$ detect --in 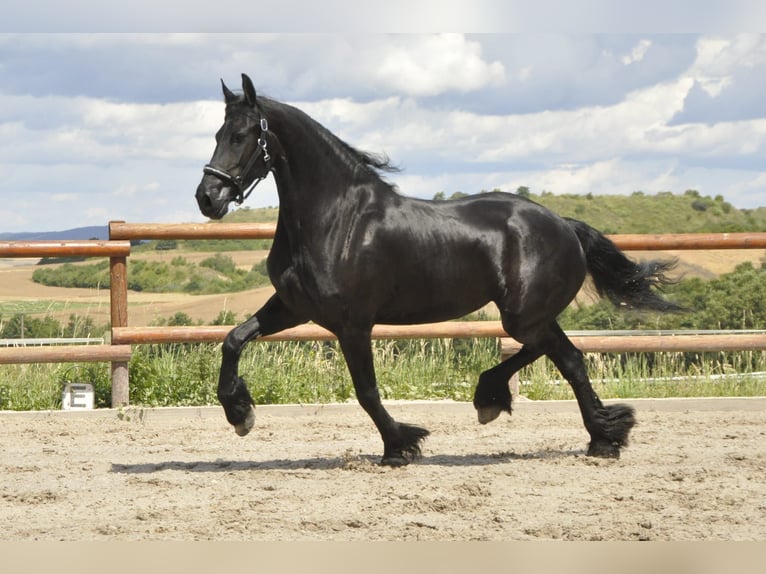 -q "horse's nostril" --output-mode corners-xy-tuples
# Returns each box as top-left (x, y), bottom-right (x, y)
(196, 184), (212, 208)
